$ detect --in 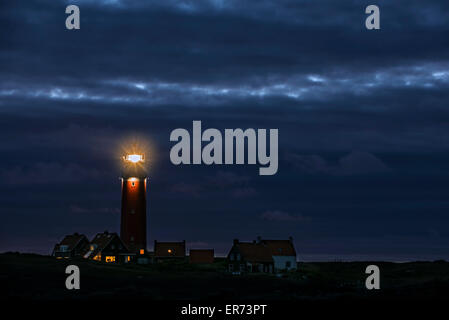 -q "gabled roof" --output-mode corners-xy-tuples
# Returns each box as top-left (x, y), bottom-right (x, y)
(54, 233), (87, 252)
(154, 240), (186, 258)
(234, 242), (273, 263)
(261, 240), (296, 256)
(86, 231), (126, 258)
